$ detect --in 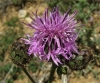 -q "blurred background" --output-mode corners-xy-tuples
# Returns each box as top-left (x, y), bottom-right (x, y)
(0, 0), (100, 83)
